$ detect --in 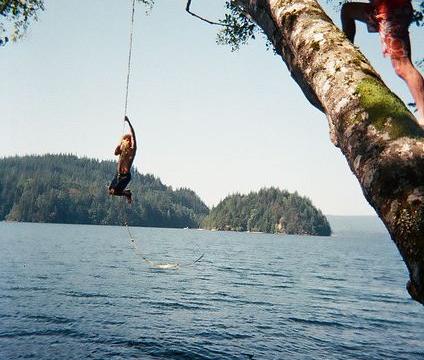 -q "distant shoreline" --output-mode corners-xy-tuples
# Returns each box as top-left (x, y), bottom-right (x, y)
(2, 216), (389, 237)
